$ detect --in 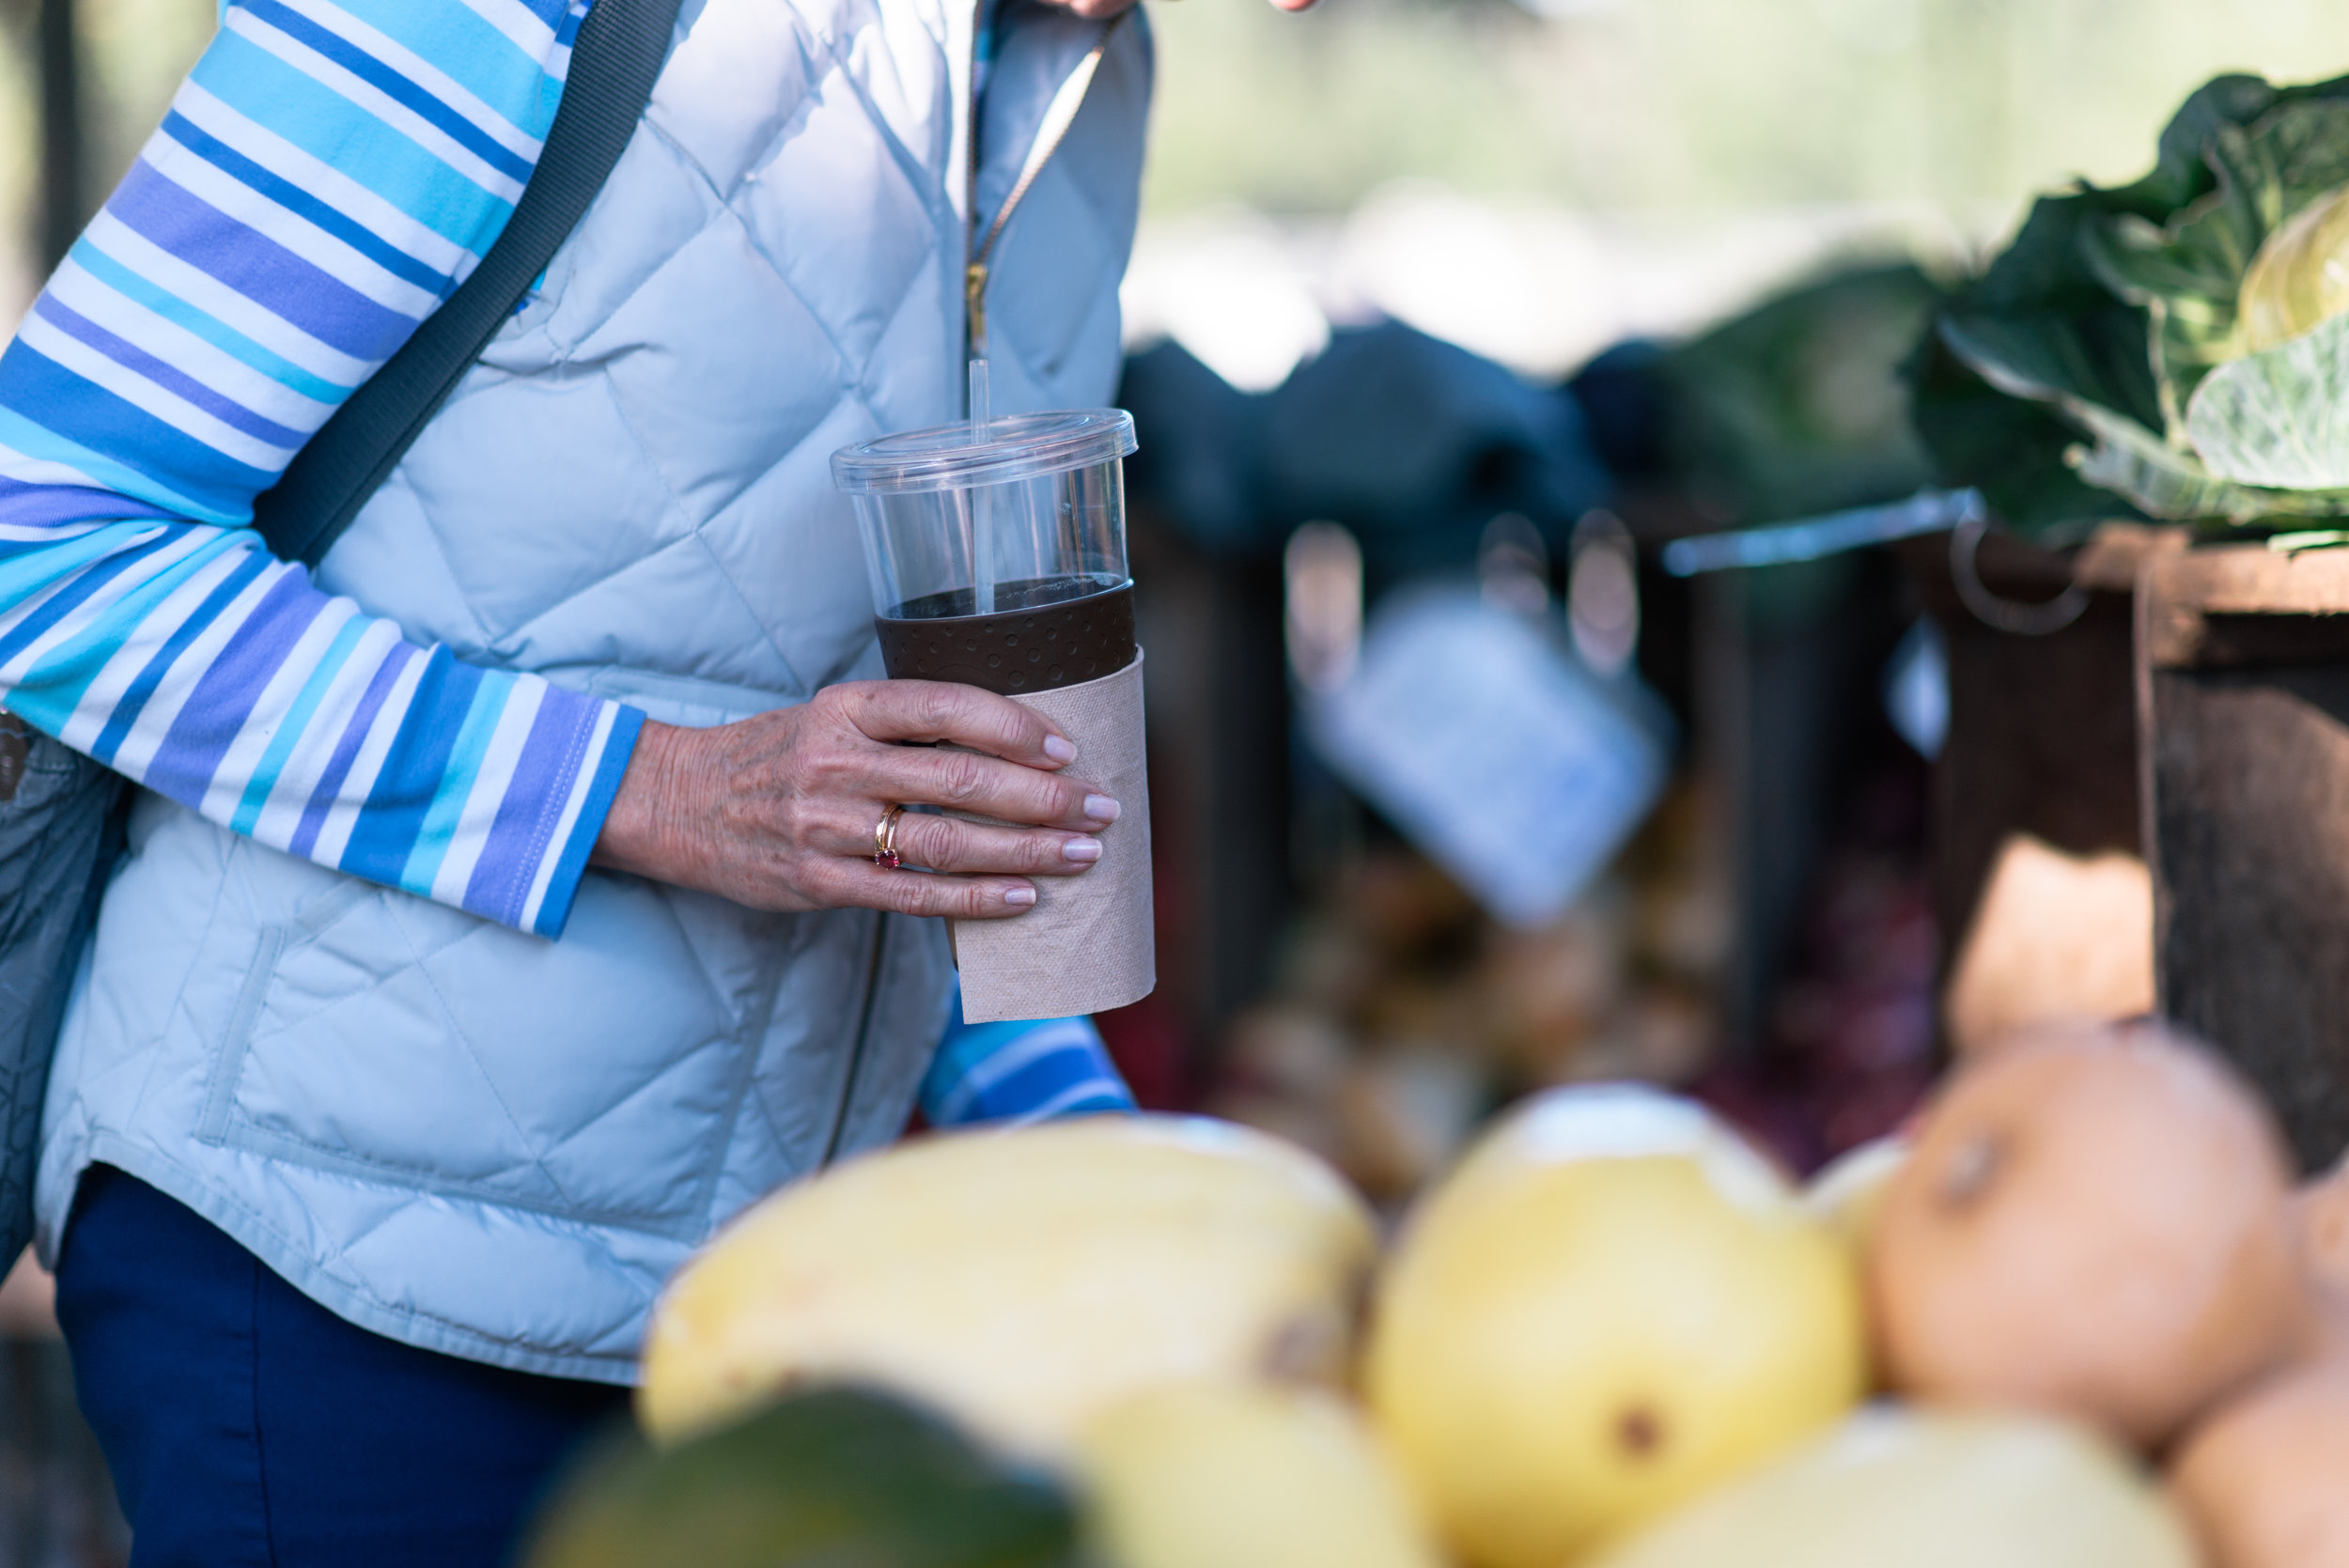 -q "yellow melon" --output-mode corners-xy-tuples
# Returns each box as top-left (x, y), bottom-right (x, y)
(1077, 1382), (1443, 1568)
(1445, 1081), (1792, 1207)
(2171, 1358), (2349, 1568)
(1591, 1405), (2197, 1568)
(1869, 1021), (2313, 1450)
(1365, 1087), (1865, 1568)
(636, 1116), (1377, 1457)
